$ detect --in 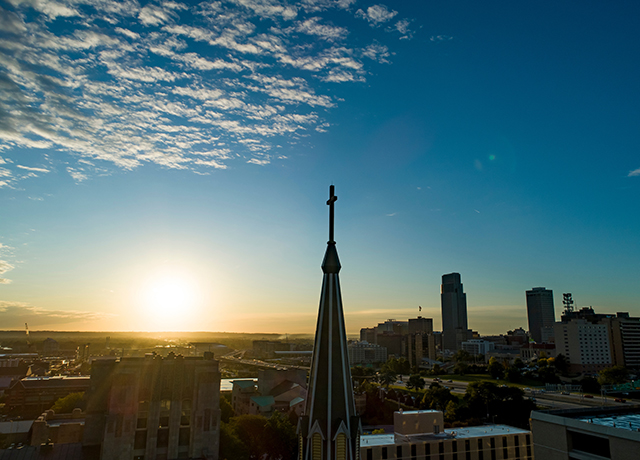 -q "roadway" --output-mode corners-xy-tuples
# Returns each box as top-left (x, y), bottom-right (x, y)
(394, 376), (632, 410)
